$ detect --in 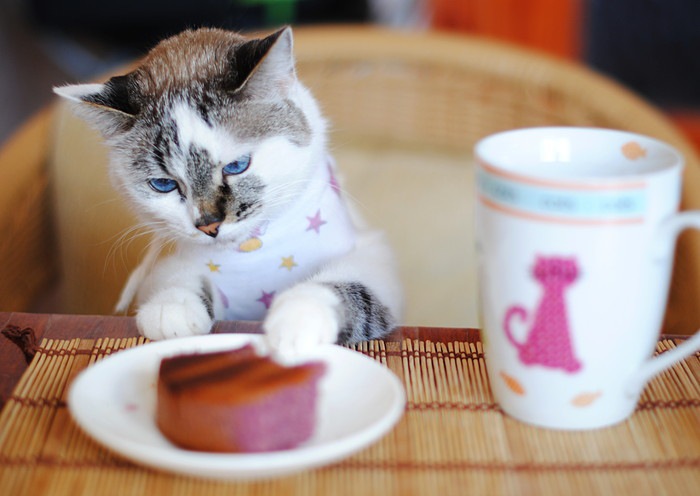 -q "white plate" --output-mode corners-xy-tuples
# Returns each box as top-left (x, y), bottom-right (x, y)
(68, 334), (405, 480)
